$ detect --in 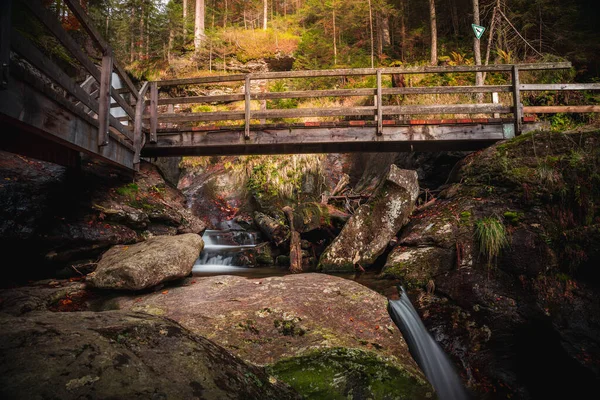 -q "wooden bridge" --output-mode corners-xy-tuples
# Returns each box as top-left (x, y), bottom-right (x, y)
(1, 0), (599, 172)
